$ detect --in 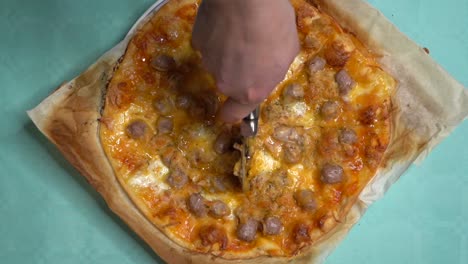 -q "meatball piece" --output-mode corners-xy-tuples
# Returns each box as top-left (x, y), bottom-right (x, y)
(284, 143), (302, 164)
(209, 200), (230, 218)
(157, 117), (173, 134)
(324, 36), (355, 67)
(283, 83), (304, 99)
(263, 216), (283, 235)
(175, 94), (192, 109)
(339, 128), (358, 144)
(202, 93), (219, 118)
(320, 101), (340, 120)
(273, 126), (300, 142)
(166, 169), (188, 189)
(293, 223), (310, 243)
(308, 56), (326, 74)
(236, 218), (259, 242)
(335, 69), (355, 96)
(151, 54), (176, 72)
(126, 120), (147, 139)
(303, 34), (322, 50)
(213, 131), (232, 154)
(212, 176), (239, 193)
(212, 176), (228, 192)
(294, 189), (317, 211)
(153, 97), (172, 115)
(321, 163), (345, 184)
(187, 193), (207, 217)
